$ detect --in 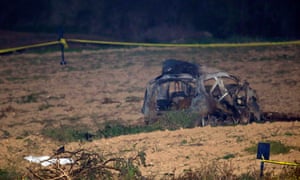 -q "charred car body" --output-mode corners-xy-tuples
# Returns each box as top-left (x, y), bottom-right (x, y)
(141, 59), (261, 126)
